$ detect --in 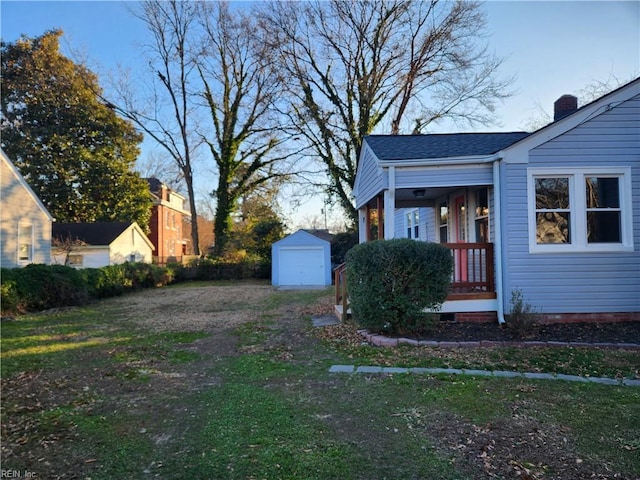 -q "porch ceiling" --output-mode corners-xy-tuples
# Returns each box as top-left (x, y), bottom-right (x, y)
(364, 186), (464, 208)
